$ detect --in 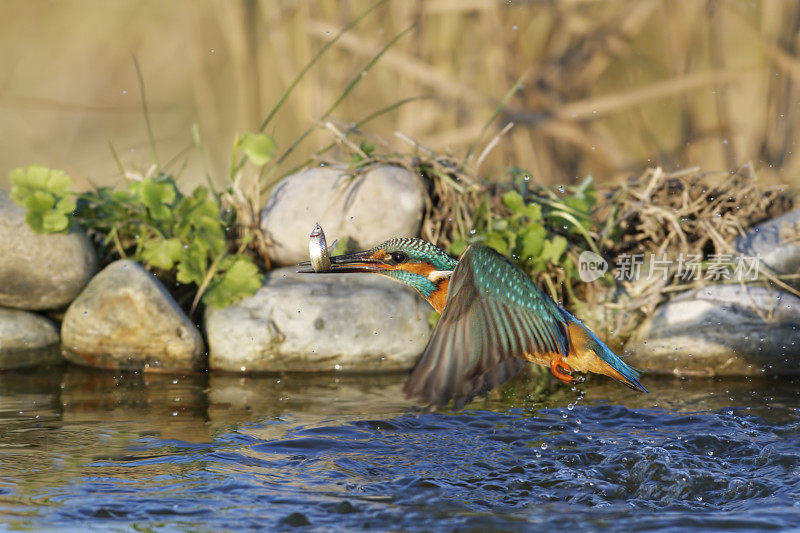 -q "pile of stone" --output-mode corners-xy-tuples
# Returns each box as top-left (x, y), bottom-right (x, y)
(625, 210), (800, 377)
(2, 164), (800, 379)
(0, 165), (431, 373)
